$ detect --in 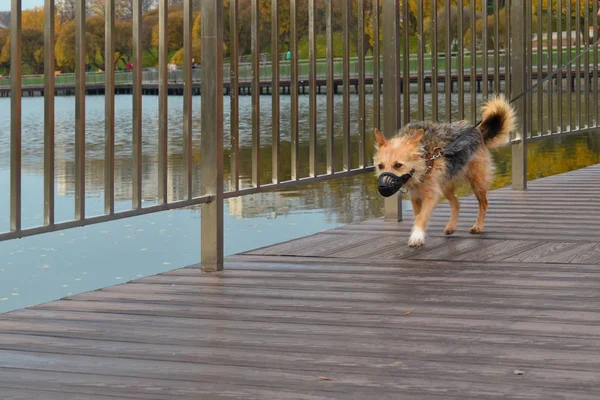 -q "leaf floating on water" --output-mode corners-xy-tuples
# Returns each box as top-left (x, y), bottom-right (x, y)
(404, 311), (413, 316)
(317, 376), (332, 381)
(0, 298), (7, 301)
(11, 293), (18, 296)
(163, 262), (171, 265)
